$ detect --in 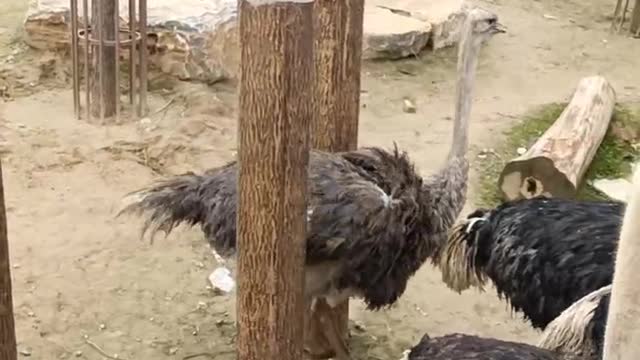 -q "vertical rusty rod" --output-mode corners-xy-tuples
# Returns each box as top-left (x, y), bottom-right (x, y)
(70, 0), (80, 119)
(128, 0), (136, 108)
(114, 0), (120, 122)
(82, 0), (90, 120)
(98, 0), (105, 122)
(0, 160), (17, 360)
(138, 0), (147, 117)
